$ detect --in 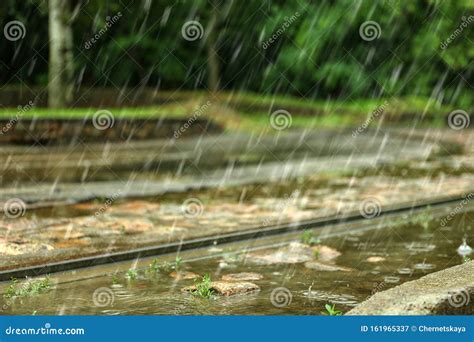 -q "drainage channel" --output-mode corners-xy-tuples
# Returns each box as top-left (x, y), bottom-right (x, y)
(0, 193), (470, 282)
